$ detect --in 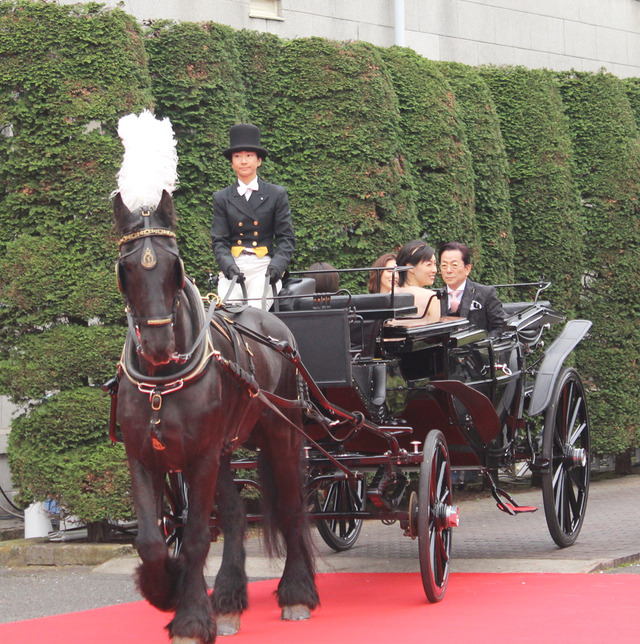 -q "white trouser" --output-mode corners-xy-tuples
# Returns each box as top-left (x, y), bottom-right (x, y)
(217, 253), (281, 310)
